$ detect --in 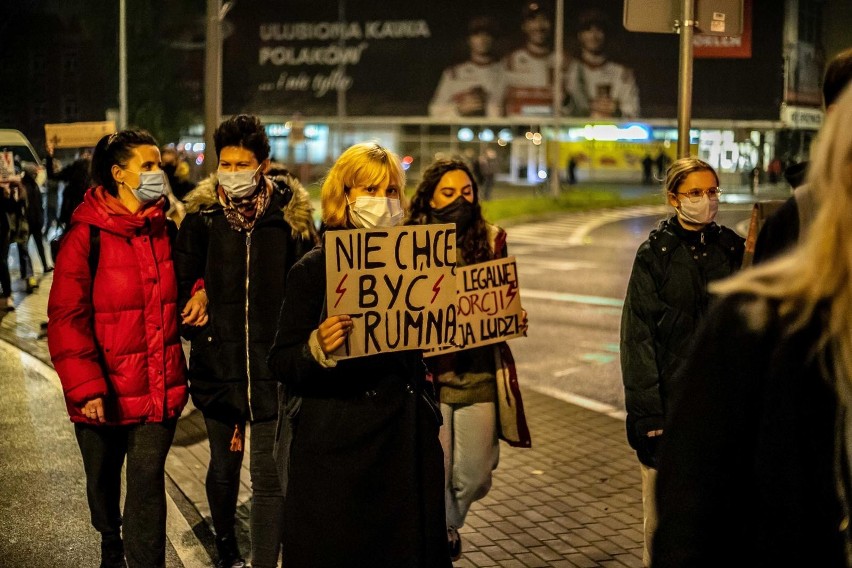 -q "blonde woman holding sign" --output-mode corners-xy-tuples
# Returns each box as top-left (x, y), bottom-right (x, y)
(267, 142), (450, 568)
(406, 158), (531, 562)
